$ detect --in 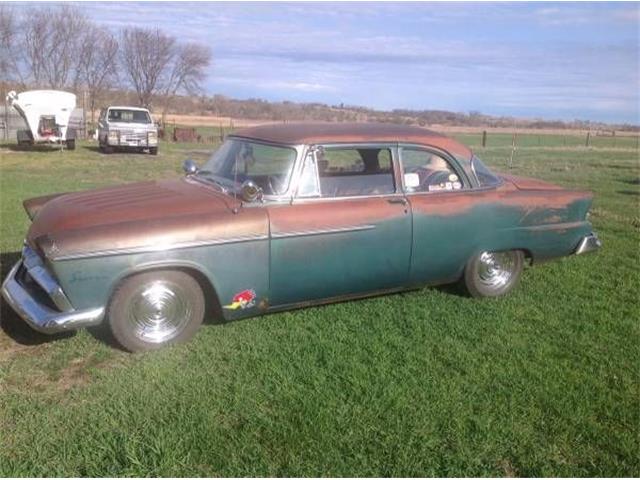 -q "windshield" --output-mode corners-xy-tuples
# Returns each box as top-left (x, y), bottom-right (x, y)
(472, 155), (501, 187)
(108, 109), (152, 124)
(198, 139), (297, 196)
